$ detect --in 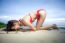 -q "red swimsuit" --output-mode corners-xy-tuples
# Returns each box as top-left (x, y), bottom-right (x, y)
(29, 10), (42, 31)
(29, 15), (33, 24)
(30, 9), (41, 23)
(19, 9), (42, 31)
(36, 9), (41, 20)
